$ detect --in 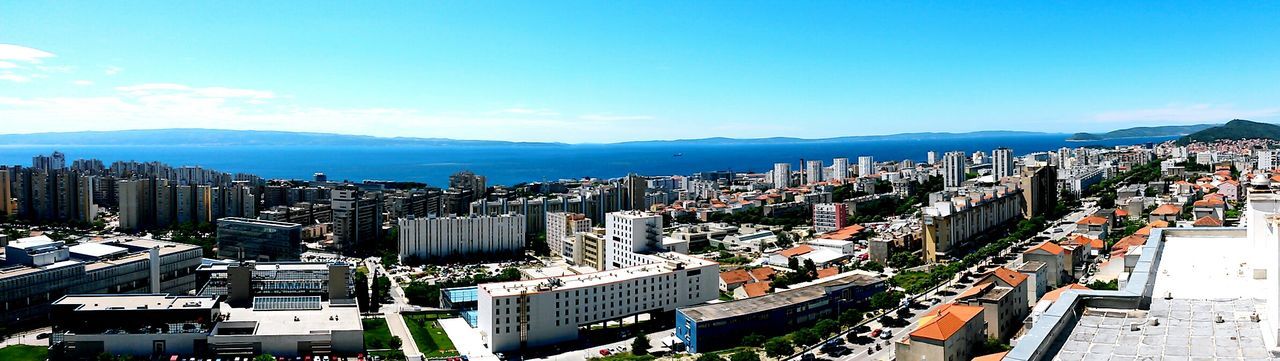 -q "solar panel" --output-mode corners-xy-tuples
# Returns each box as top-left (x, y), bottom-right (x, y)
(252, 296), (322, 311)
